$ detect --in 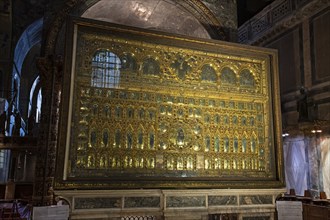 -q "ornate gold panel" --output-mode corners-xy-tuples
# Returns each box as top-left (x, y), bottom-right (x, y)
(56, 17), (283, 189)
